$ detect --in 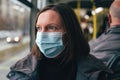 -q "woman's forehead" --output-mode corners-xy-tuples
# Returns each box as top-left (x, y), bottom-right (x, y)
(36, 10), (63, 25)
